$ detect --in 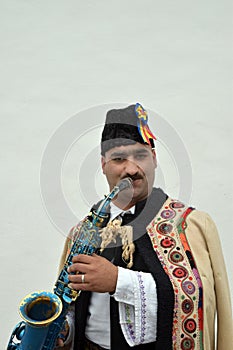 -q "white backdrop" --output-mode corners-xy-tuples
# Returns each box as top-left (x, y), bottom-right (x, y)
(0, 0), (232, 348)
